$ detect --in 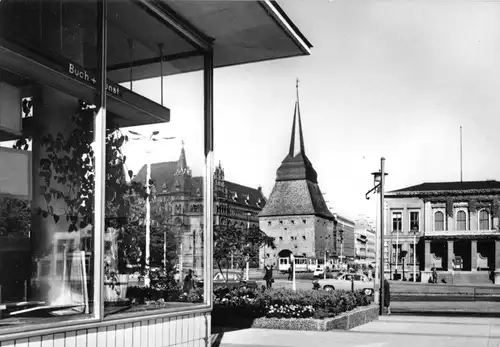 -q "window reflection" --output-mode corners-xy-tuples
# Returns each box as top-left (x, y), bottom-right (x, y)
(0, 77), (95, 328)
